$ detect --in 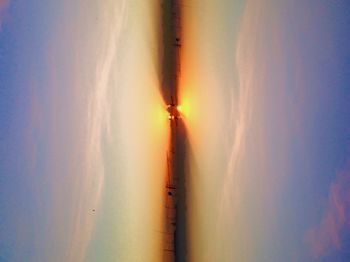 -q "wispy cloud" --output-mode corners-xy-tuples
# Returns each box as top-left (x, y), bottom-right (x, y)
(214, 0), (296, 260)
(18, 1), (127, 261)
(66, 2), (127, 261)
(305, 161), (350, 258)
